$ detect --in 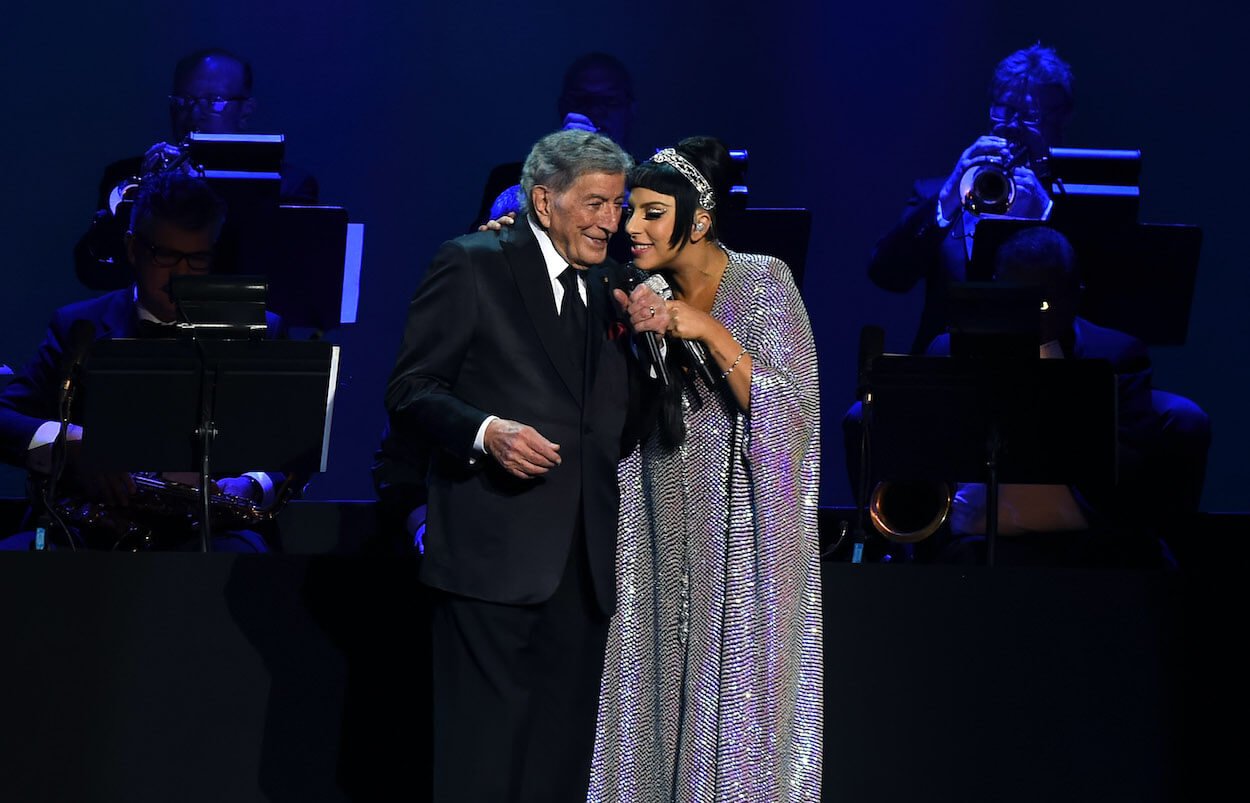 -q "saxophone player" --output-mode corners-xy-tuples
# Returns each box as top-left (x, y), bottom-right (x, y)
(0, 172), (286, 551)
